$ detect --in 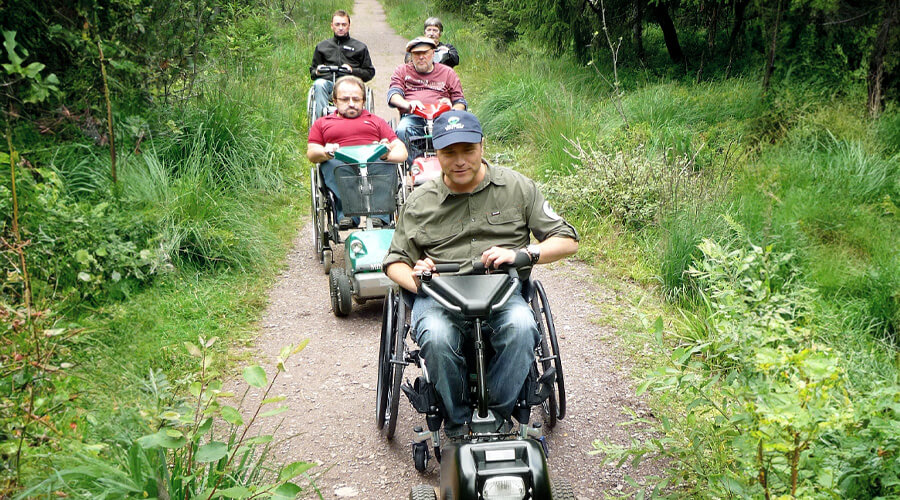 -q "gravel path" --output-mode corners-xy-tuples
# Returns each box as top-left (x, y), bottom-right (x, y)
(243, 1), (658, 498)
